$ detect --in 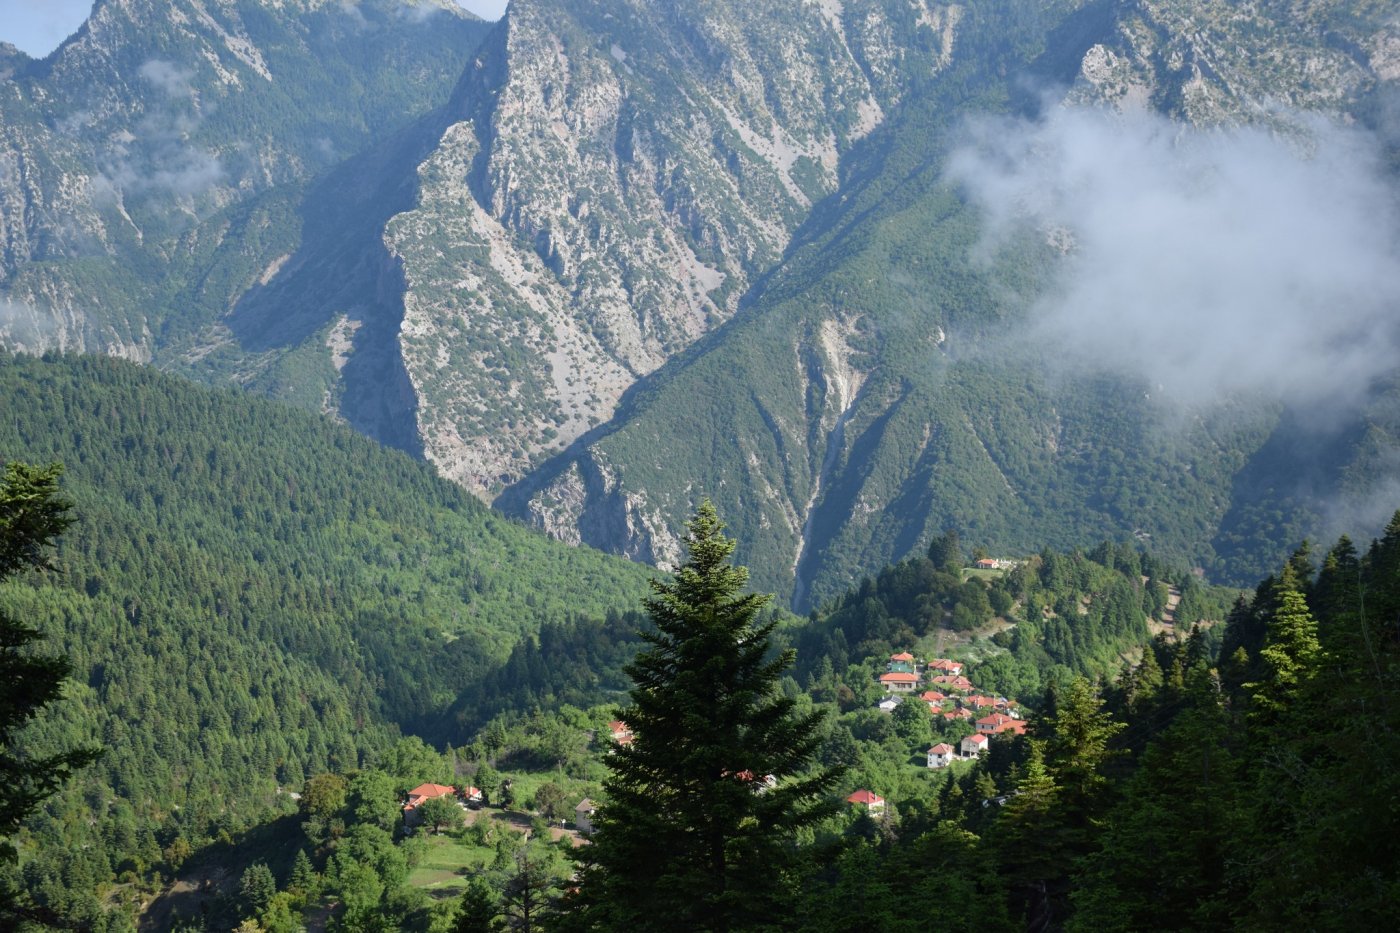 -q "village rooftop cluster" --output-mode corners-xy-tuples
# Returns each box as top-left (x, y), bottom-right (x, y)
(846, 651), (1029, 811)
